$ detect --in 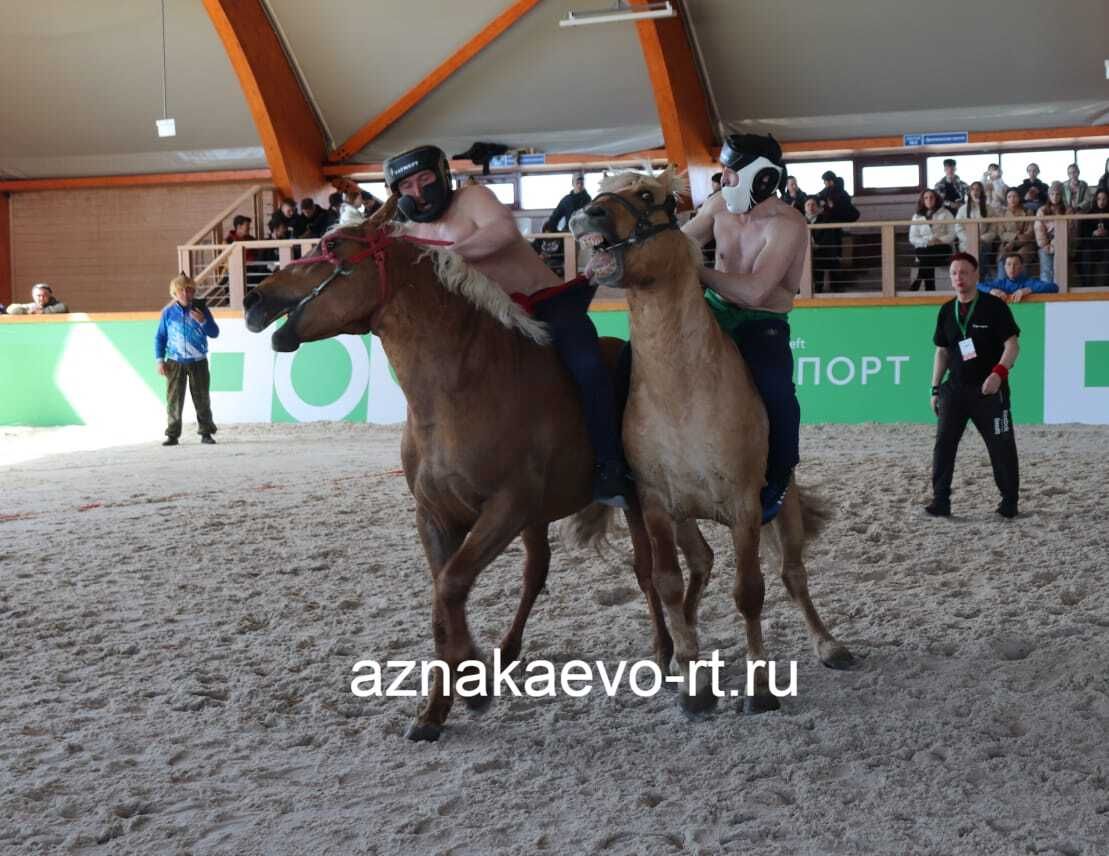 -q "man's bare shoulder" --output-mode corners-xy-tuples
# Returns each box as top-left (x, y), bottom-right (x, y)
(699, 193), (727, 217)
(455, 184), (509, 216)
(763, 199), (807, 233)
